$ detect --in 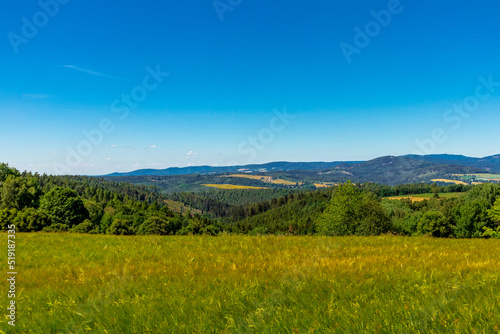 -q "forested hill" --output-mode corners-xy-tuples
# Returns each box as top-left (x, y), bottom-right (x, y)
(1, 162), (500, 239)
(332, 156), (482, 185)
(402, 154), (500, 173)
(0, 163), (222, 235)
(102, 156), (487, 192)
(103, 154), (500, 178)
(103, 161), (364, 177)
